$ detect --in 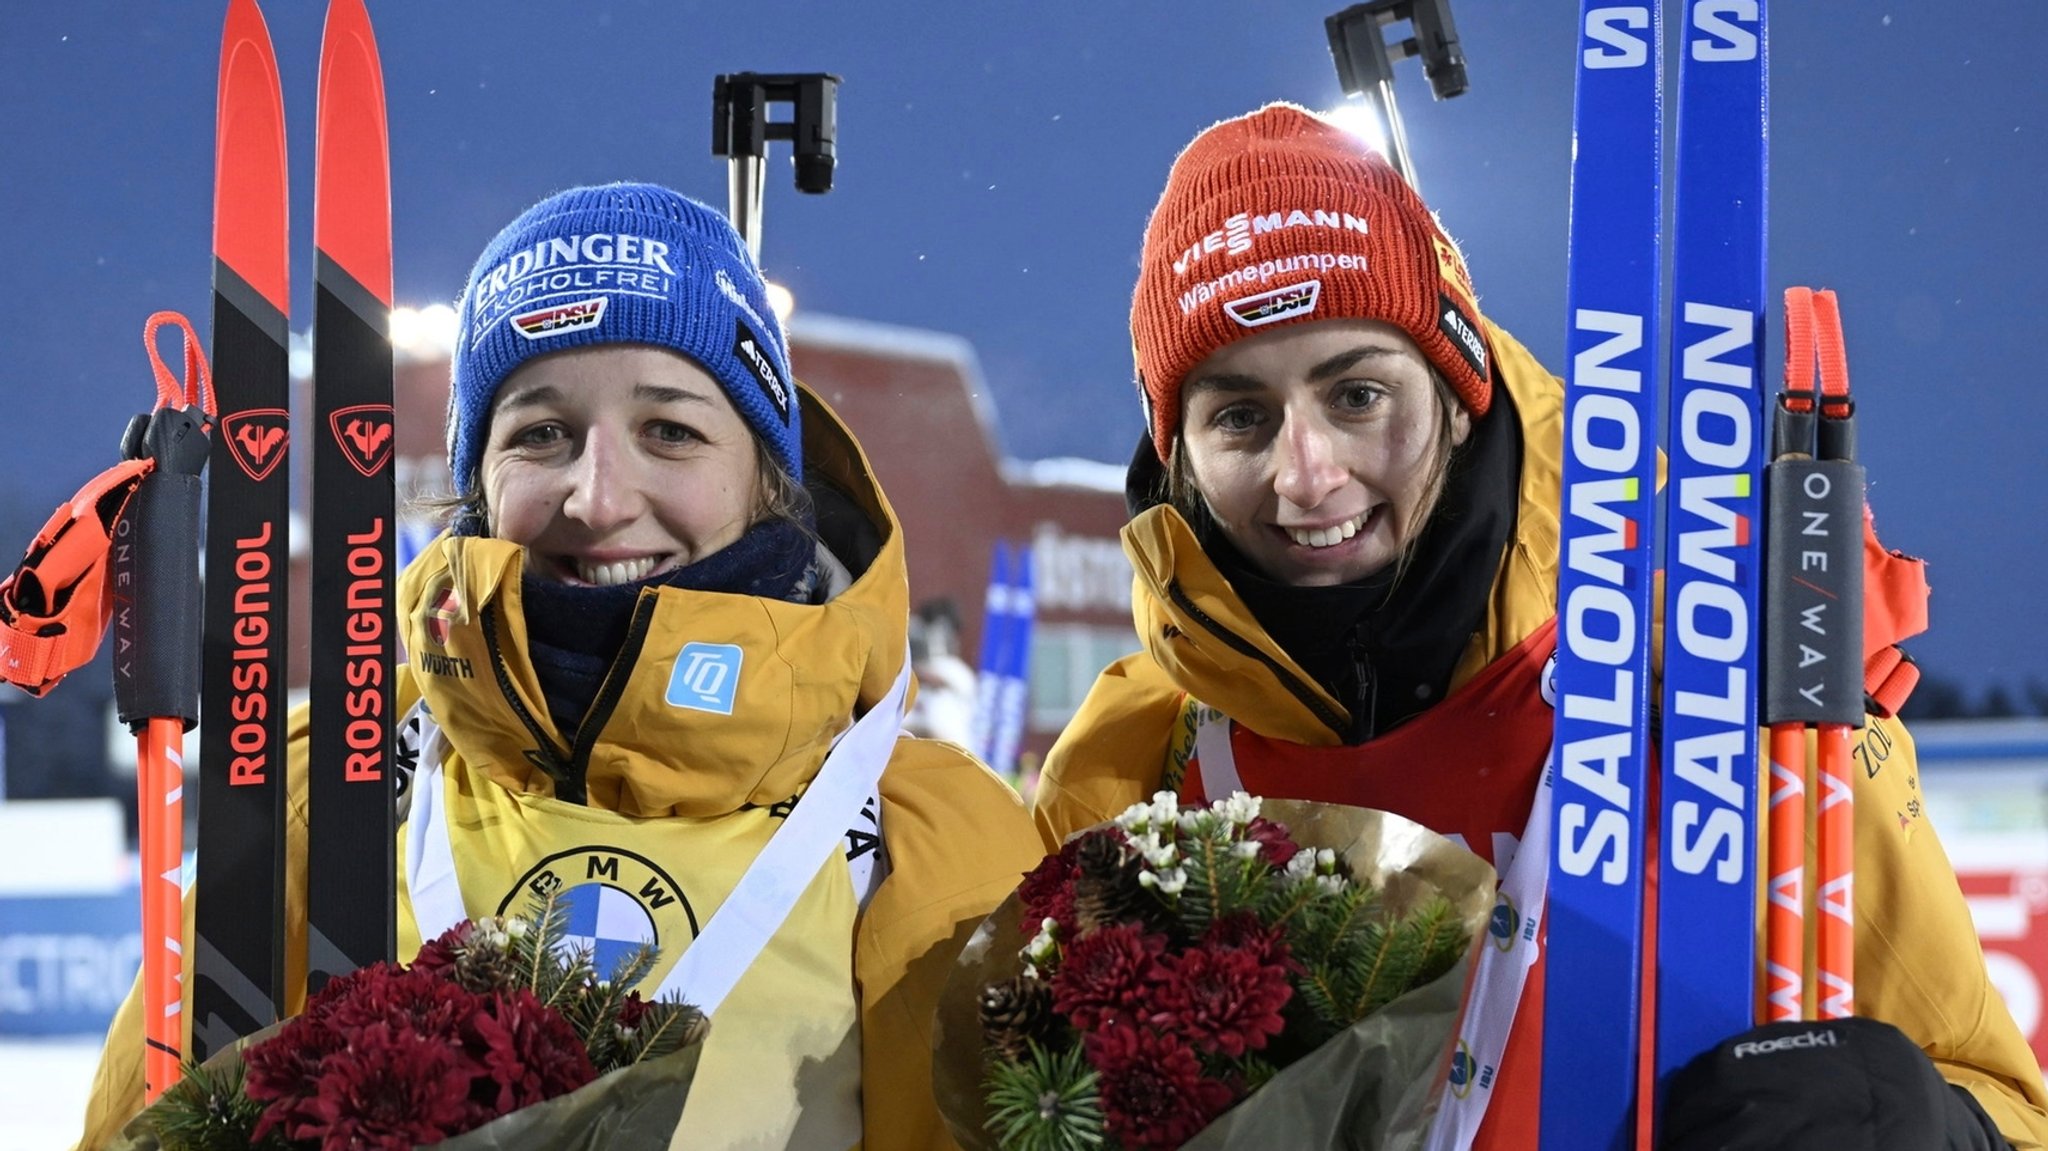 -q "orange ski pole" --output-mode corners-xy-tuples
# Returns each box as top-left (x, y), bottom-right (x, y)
(1764, 722), (1807, 1022)
(113, 313), (215, 1101)
(1762, 287), (1864, 1028)
(1810, 289), (1859, 1020)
